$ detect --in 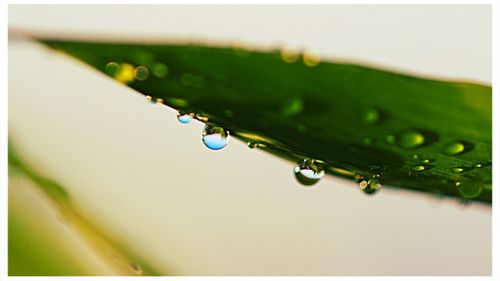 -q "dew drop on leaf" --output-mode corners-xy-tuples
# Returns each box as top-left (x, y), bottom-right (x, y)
(413, 165), (425, 171)
(363, 108), (380, 125)
(456, 174), (484, 199)
(452, 167), (464, 173)
(443, 141), (466, 155)
(385, 134), (396, 144)
(294, 159), (325, 186)
(398, 129), (425, 149)
(134, 65), (149, 81)
(202, 124), (230, 150)
(152, 63), (168, 78)
(177, 112), (193, 124)
(105, 61), (120, 76)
